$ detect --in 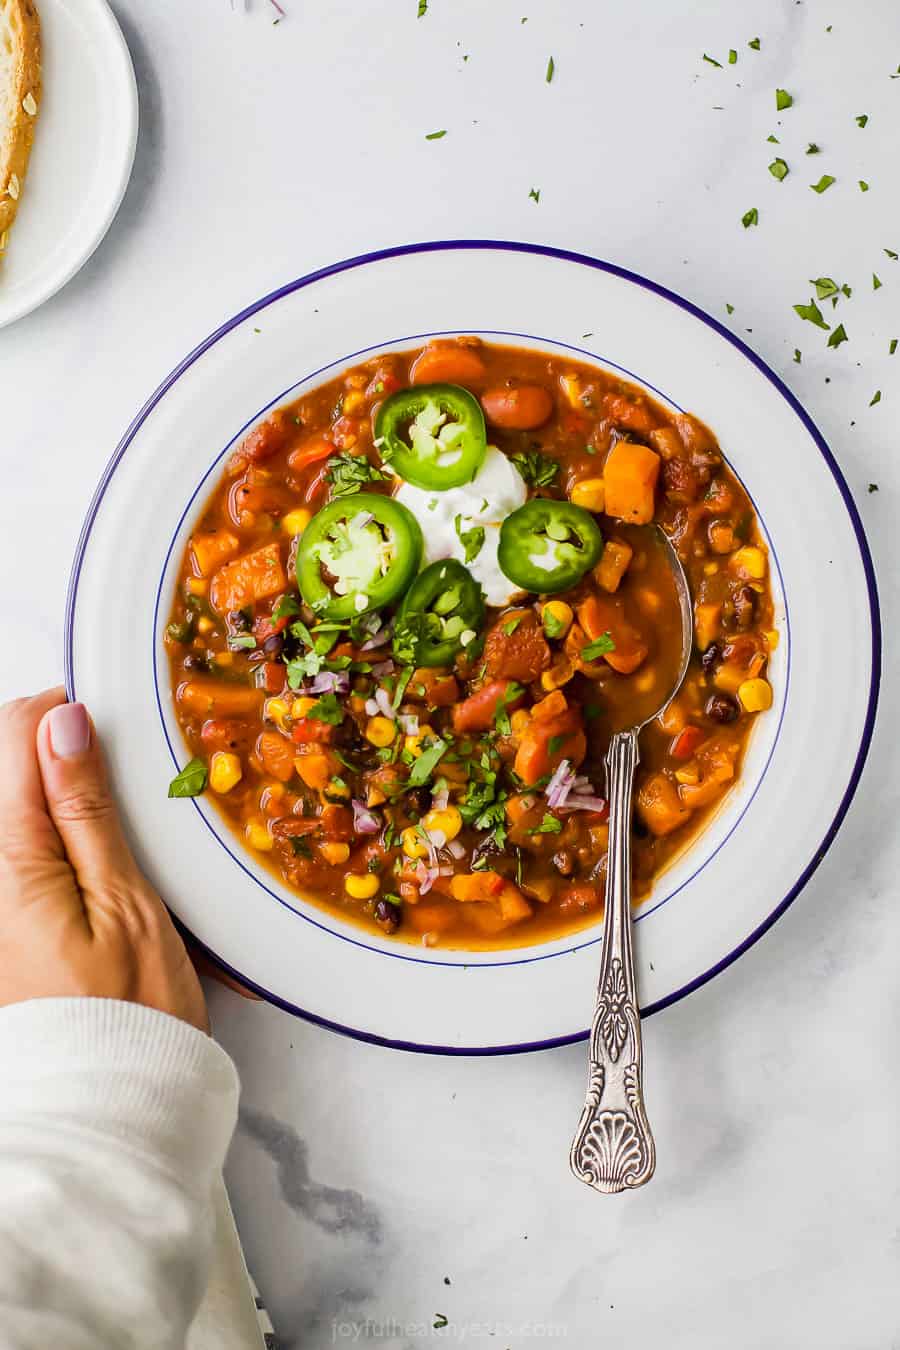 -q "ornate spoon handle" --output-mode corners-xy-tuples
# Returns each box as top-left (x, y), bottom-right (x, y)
(569, 728), (656, 1193)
